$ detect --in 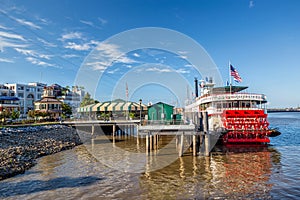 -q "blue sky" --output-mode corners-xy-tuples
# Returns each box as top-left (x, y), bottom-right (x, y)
(0, 0), (300, 108)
